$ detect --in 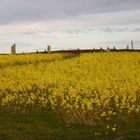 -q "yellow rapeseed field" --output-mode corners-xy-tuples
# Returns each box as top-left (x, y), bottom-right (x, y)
(0, 52), (140, 135)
